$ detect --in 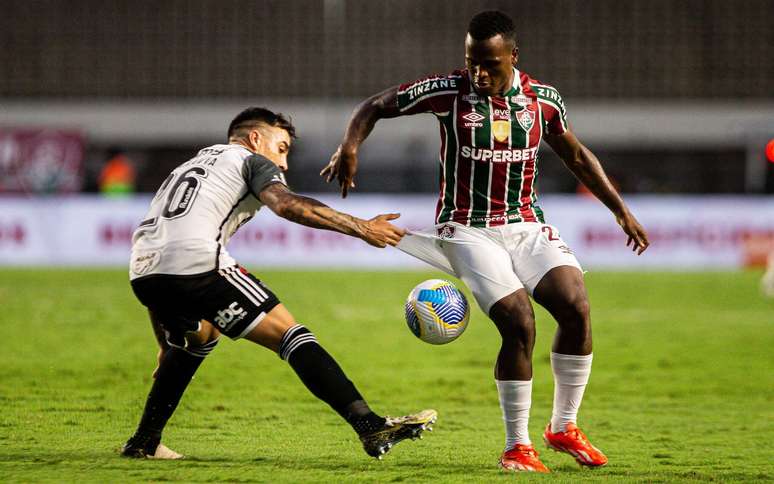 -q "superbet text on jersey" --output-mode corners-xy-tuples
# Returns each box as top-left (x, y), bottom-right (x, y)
(396, 68), (568, 228)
